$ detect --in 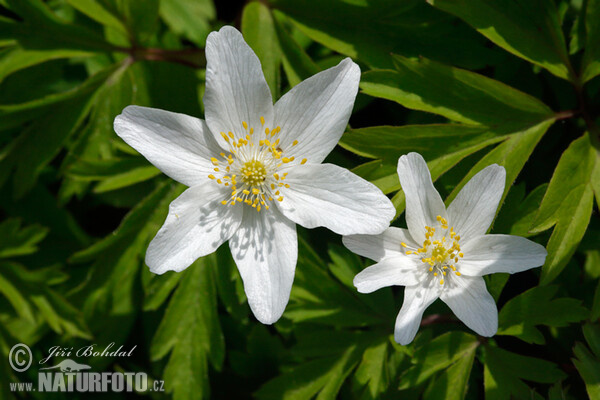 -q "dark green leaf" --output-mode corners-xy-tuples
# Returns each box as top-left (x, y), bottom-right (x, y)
(582, 0), (600, 83)
(151, 256), (224, 400)
(497, 286), (588, 344)
(159, 0), (215, 47)
(429, 0), (574, 81)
